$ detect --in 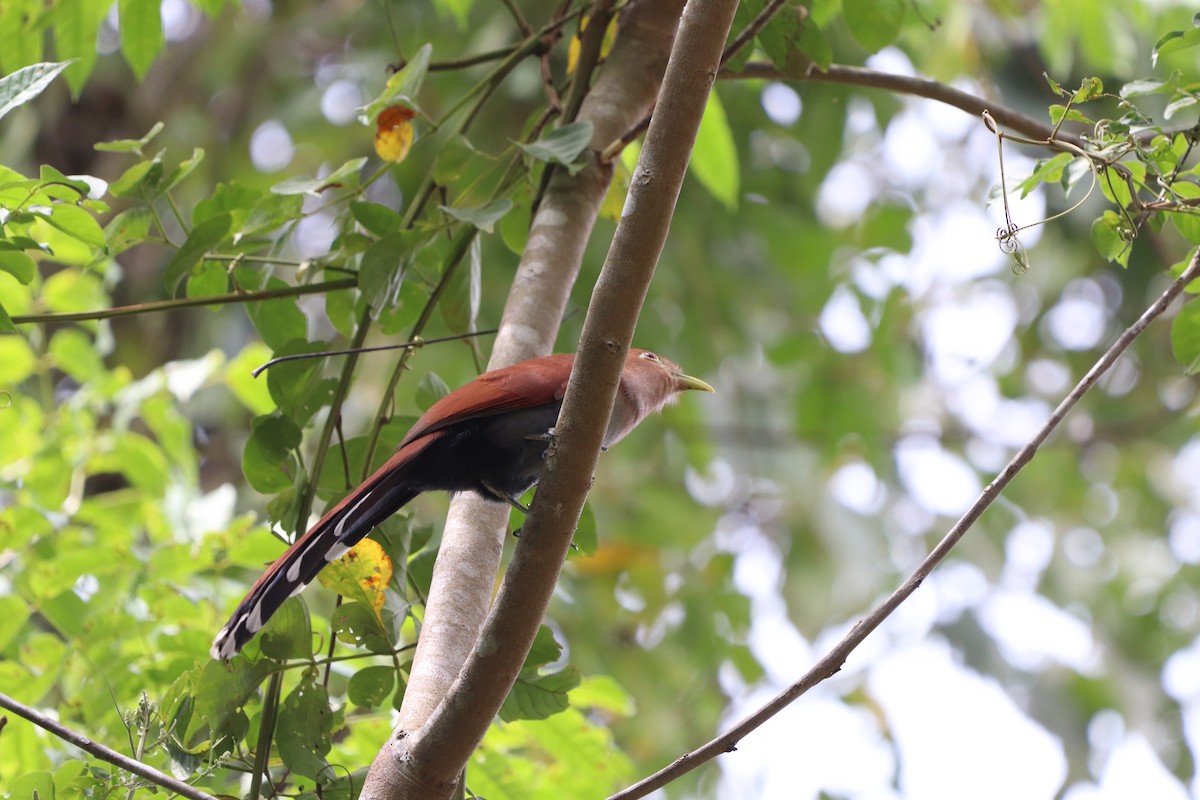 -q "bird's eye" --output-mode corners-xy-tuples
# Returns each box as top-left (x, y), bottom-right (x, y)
(639, 351), (660, 361)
